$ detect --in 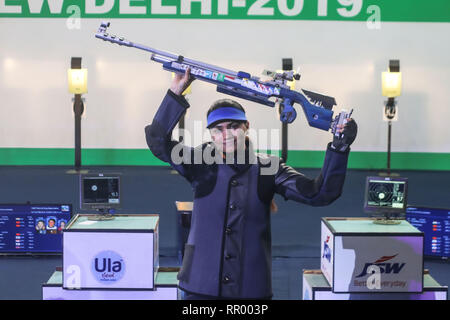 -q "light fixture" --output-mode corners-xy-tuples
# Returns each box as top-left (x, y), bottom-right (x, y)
(380, 59), (401, 177)
(278, 58), (297, 90)
(68, 68), (88, 94)
(68, 57), (87, 173)
(382, 70), (401, 98)
(382, 59), (401, 98)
